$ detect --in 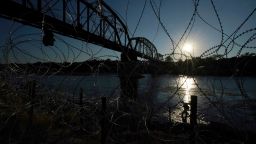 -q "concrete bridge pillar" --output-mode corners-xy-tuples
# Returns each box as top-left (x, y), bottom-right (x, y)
(119, 52), (140, 100)
(119, 52), (141, 131)
(120, 52), (137, 62)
